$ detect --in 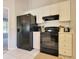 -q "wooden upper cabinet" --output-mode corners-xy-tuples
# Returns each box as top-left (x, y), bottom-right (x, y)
(59, 32), (72, 56)
(50, 4), (59, 16)
(58, 1), (70, 21)
(37, 9), (48, 24)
